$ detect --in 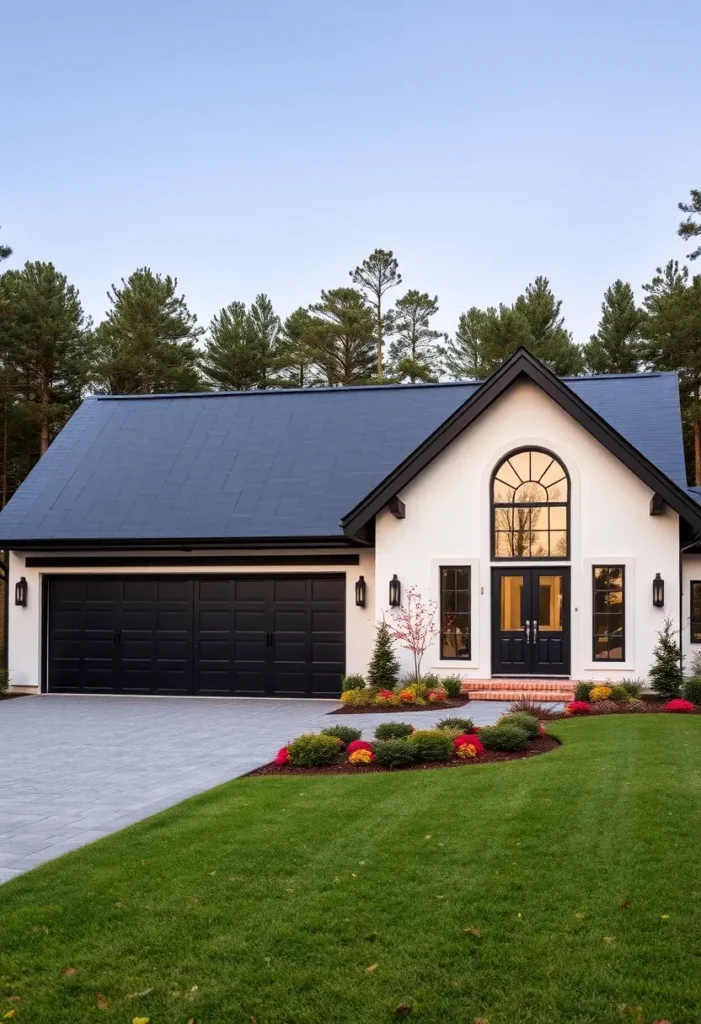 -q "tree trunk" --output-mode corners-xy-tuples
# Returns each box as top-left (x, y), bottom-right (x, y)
(695, 418), (701, 486)
(39, 377), (50, 456)
(2, 398), (7, 509)
(376, 294), (383, 379)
